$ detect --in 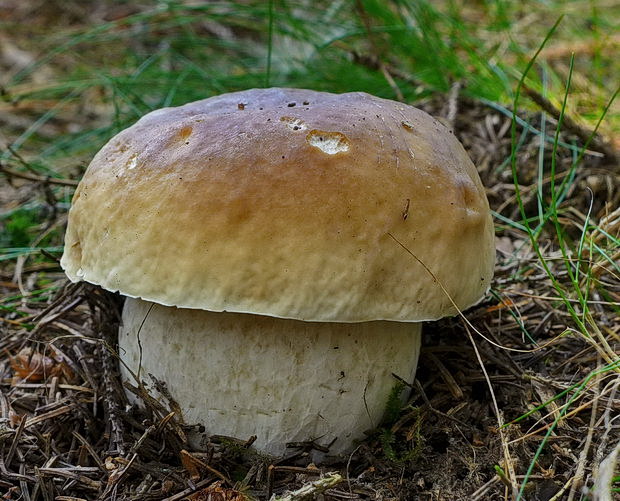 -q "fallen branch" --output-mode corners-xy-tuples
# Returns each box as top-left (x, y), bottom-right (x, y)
(591, 440), (620, 501)
(0, 163), (78, 187)
(523, 85), (618, 164)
